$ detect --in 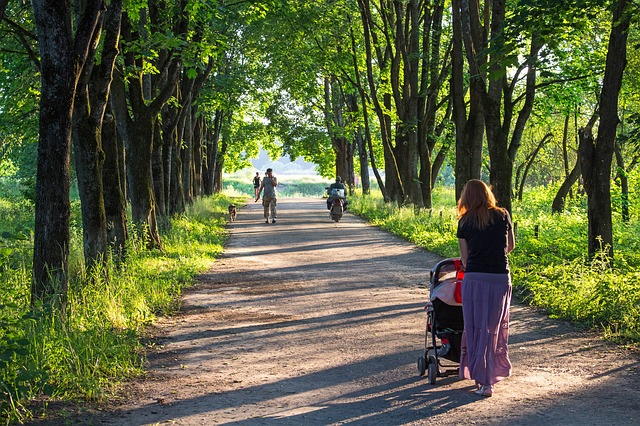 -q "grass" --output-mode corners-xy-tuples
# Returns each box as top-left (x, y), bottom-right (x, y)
(0, 193), (240, 424)
(348, 182), (640, 345)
